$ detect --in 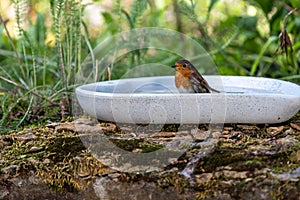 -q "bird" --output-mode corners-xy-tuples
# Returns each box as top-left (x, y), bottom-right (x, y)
(171, 59), (220, 93)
